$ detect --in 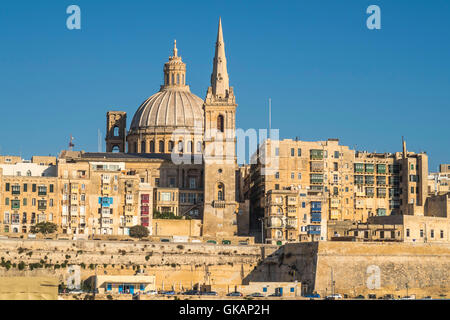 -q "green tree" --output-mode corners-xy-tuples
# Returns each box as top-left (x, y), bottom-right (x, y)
(129, 225), (149, 239)
(30, 222), (58, 235)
